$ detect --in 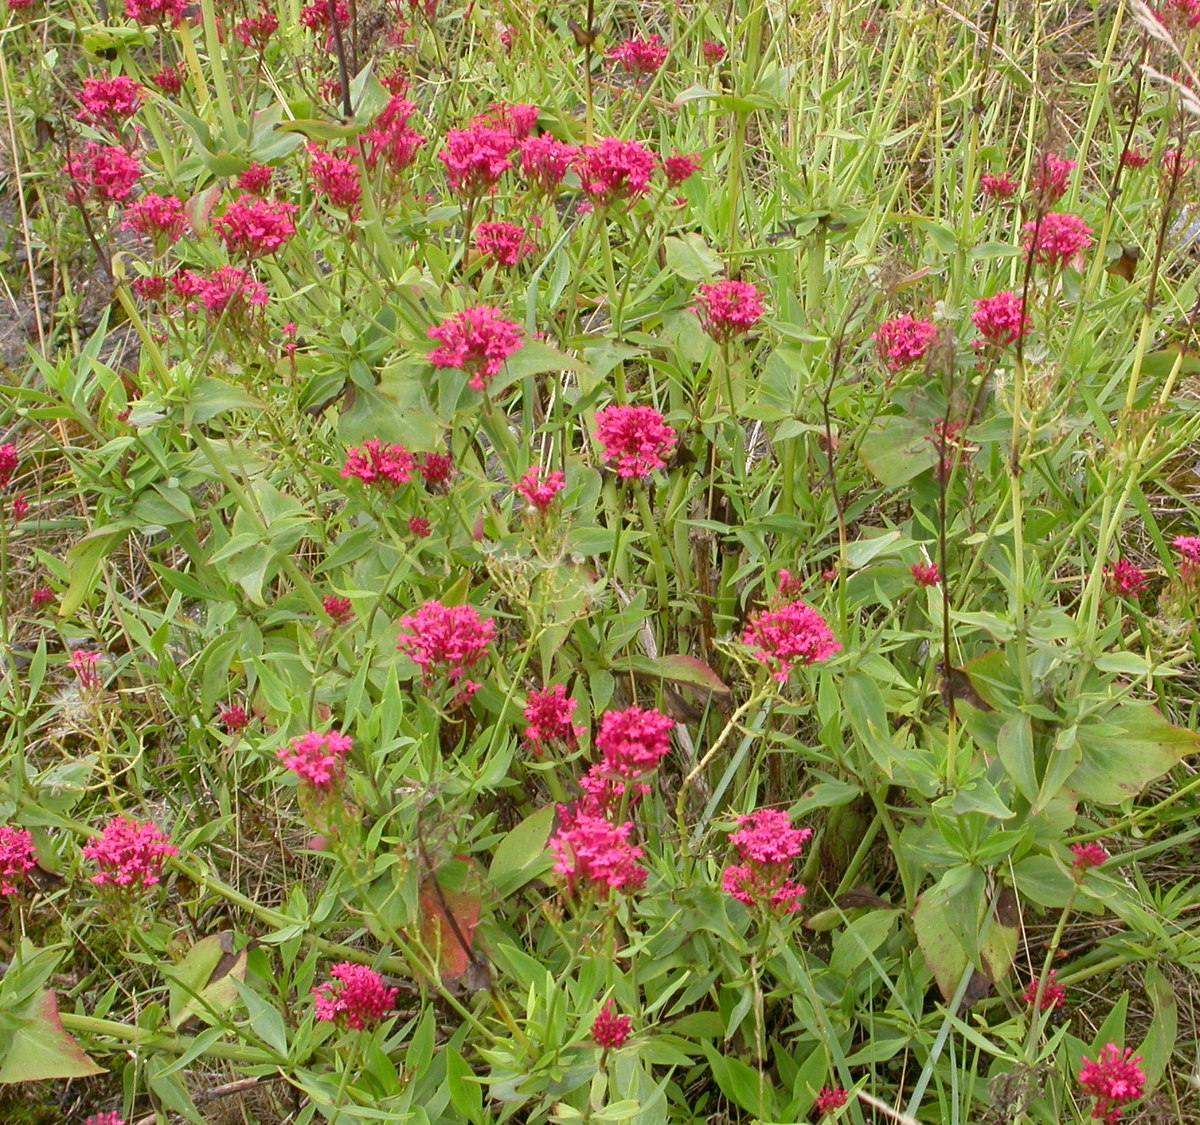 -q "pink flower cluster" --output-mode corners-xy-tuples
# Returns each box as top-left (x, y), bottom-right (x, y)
(912, 562), (940, 587)
(1023, 969), (1066, 1011)
(396, 600), (495, 696)
(1078, 1044), (1145, 1124)
(125, 0), (185, 23)
(323, 595), (354, 625)
(742, 599), (839, 682)
(309, 145), (361, 211)
(0, 443), (18, 487)
(236, 5), (278, 48)
(167, 267), (270, 316)
(520, 135), (575, 193)
(594, 404), (677, 478)
(575, 138), (657, 207)
(609, 34), (669, 76)
(972, 291), (1029, 348)
(695, 280), (764, 343)
(364, 96), (426, 176)
(84, 1114), (127, 1125)
(1023, 213), (1093, 271)
(428, 306), (525, 392)
(68, 649), (103, 689)
(77, 77), (143, 127)
(439, 126), (515, 197)
(1104, 559), (1147, 597)
(475, 221), (535, 266)
(121, 193), (189, 246)
(813, 1087), (849, 1117)
(591, 999), (632, 1049)
(341, 441), (416, 488)
(65, 143), (141, 203)
(1031, 152), (1075, 206)
(663, 153), (700, 186)
(550, 812), (646, 897)
(82, 816), (177, 887)
(214, 195), (298, 258)
(523, 684), (582, 752)
(980, 172), (1016, 200)
(595, 706), (674, 779)
(0, 825), (36, 895)
(278, 730), (352, 789)
(1071, 842), (1109, 872)
(722, 807), (812, 913)
(312, 963), (398, 1029)
(874, 314), (937, 372)
(516, 466), (566, 512)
